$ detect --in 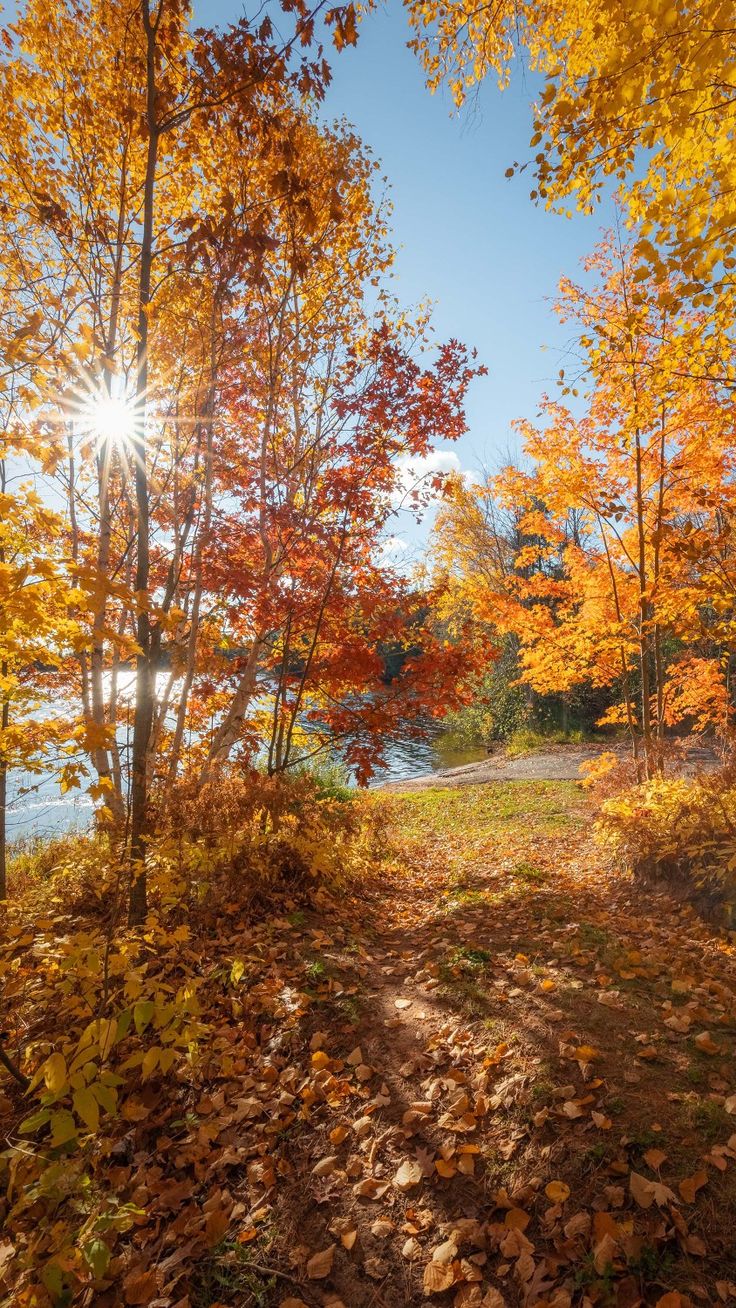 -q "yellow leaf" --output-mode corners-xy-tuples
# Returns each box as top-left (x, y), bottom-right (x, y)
(50, 1109), (77, 1146)
(574, 1045), (599, 1062)
(141, 1047), (160, 1080)
(43, 1052), (68, 1096)
(72, 1087), (100, 1133)
(545, 1180), (571, 1203)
